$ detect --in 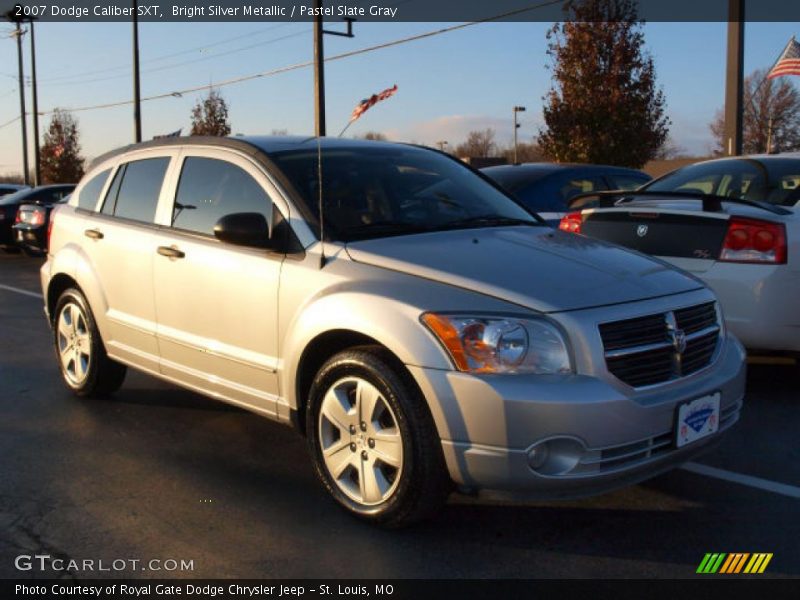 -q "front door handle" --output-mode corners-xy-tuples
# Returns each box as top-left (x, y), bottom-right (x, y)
(157, 245), (185, 259)
(84, 229), (104, 240)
